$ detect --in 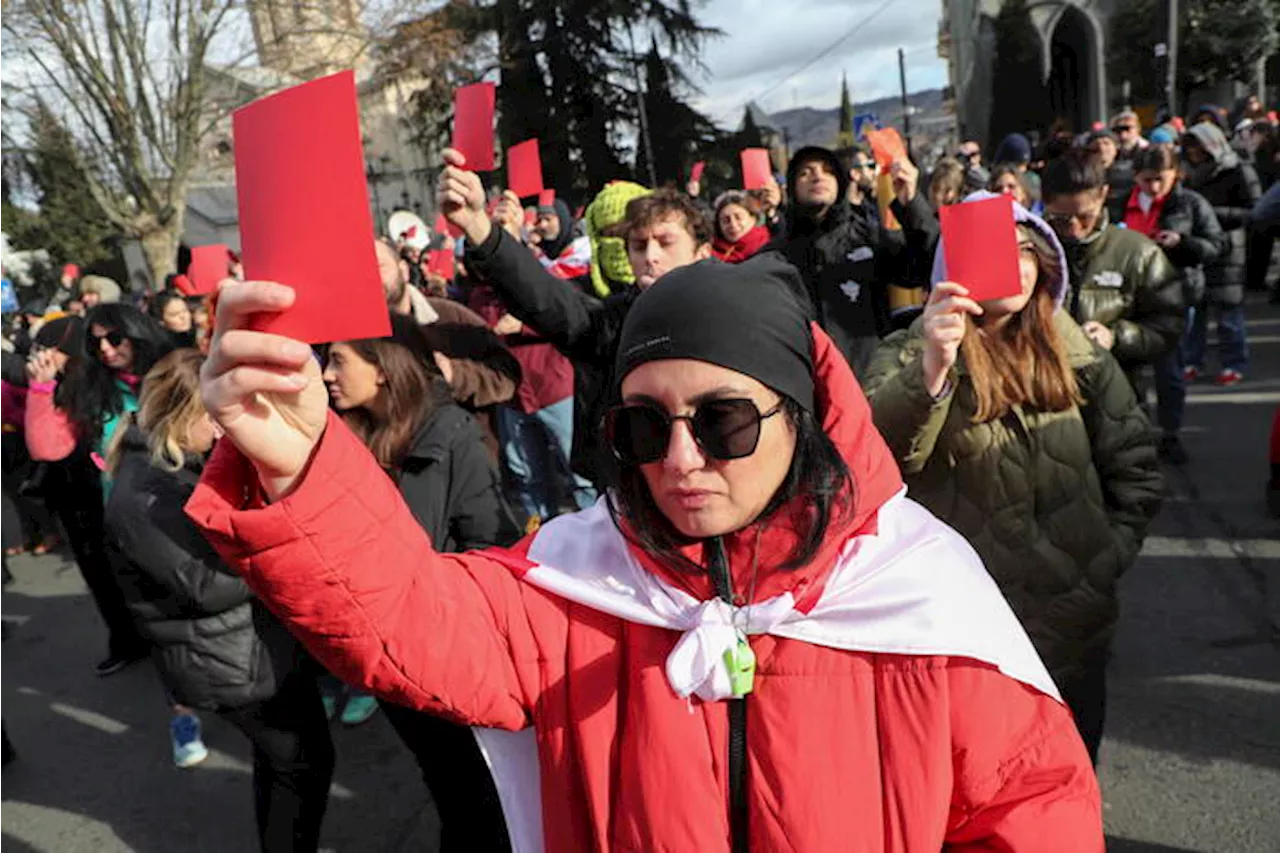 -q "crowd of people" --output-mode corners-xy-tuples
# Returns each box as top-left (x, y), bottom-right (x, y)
(2, 91), (1278, 852)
